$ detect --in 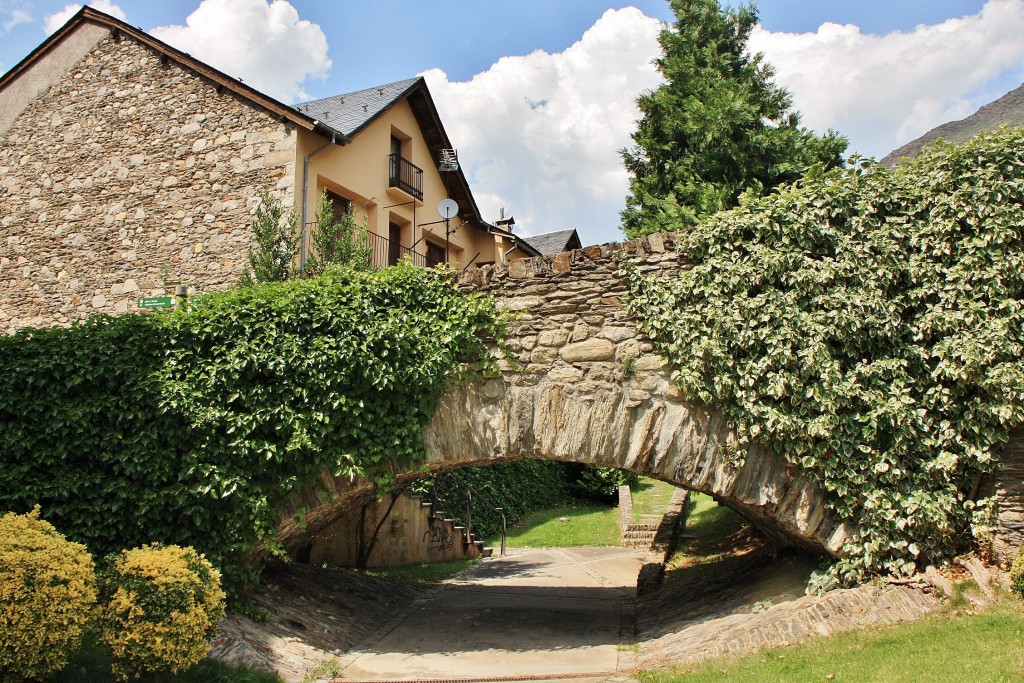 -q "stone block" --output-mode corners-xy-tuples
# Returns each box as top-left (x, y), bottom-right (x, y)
(548, 365), (585, 383)
(552, 251), (571, 274)
(602, 326), (634, 343)
(530, 348), (558, 365)
(570, 324), (592, 342)
(537, 329), (569, 347)
(633, 356), (667, 372)
(498, 295), (542, 312)
(560, 338), (614, 363)
(508, 258), (531, 279)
